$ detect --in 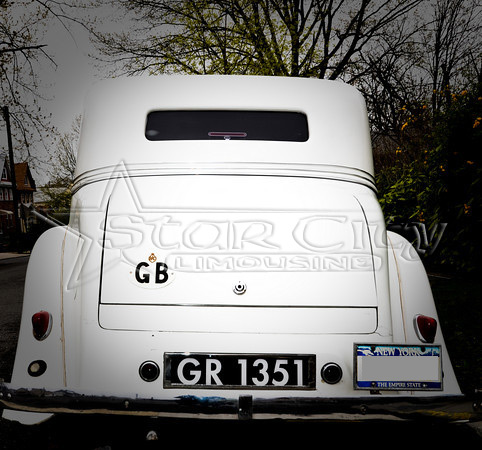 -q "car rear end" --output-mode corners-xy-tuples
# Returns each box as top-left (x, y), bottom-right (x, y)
(1, 75), (466, 423)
